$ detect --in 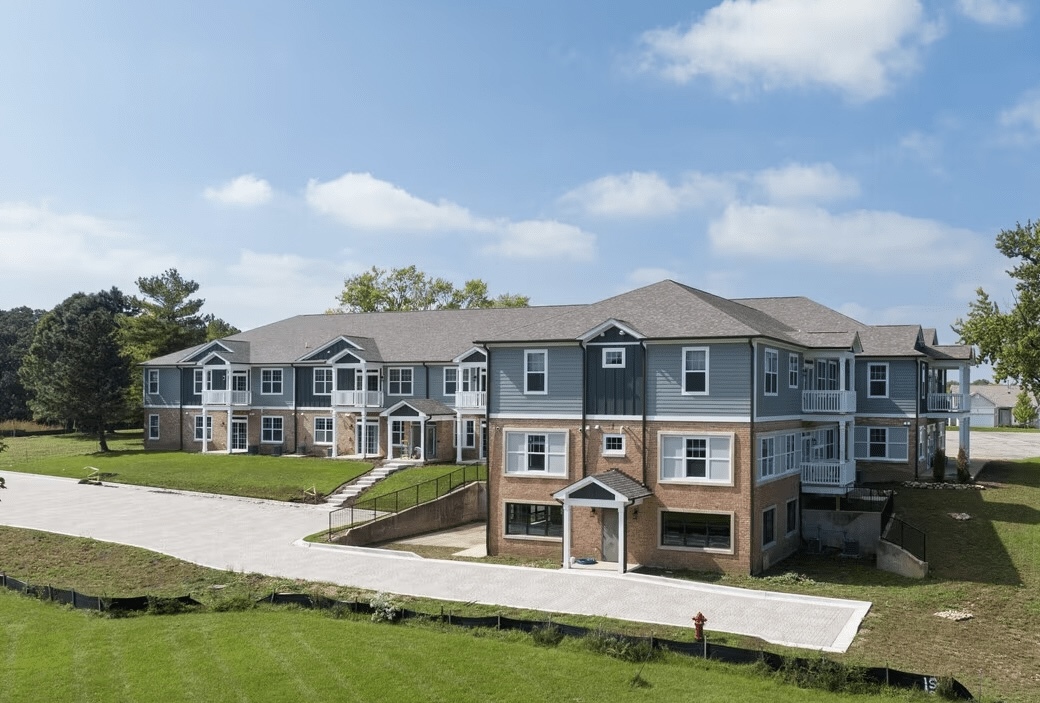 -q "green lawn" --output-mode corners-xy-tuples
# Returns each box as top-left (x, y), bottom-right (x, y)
(0, 590), (941, 703)
(967, 425), (1040, 433)
(0, 431), (372, 501)
(357, 463), (487, 510)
